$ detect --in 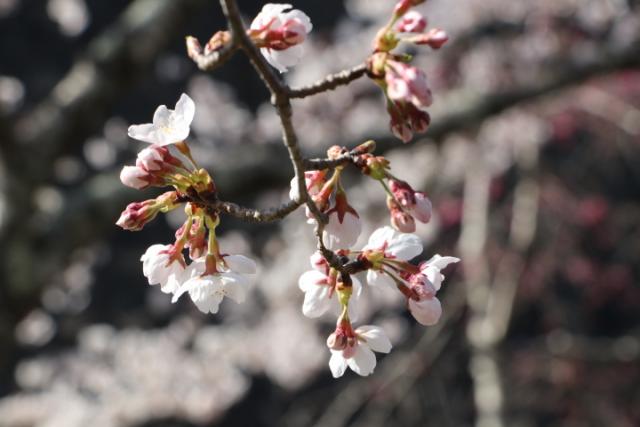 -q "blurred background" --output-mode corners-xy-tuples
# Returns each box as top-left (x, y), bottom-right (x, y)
(1, 0), (640, 426)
